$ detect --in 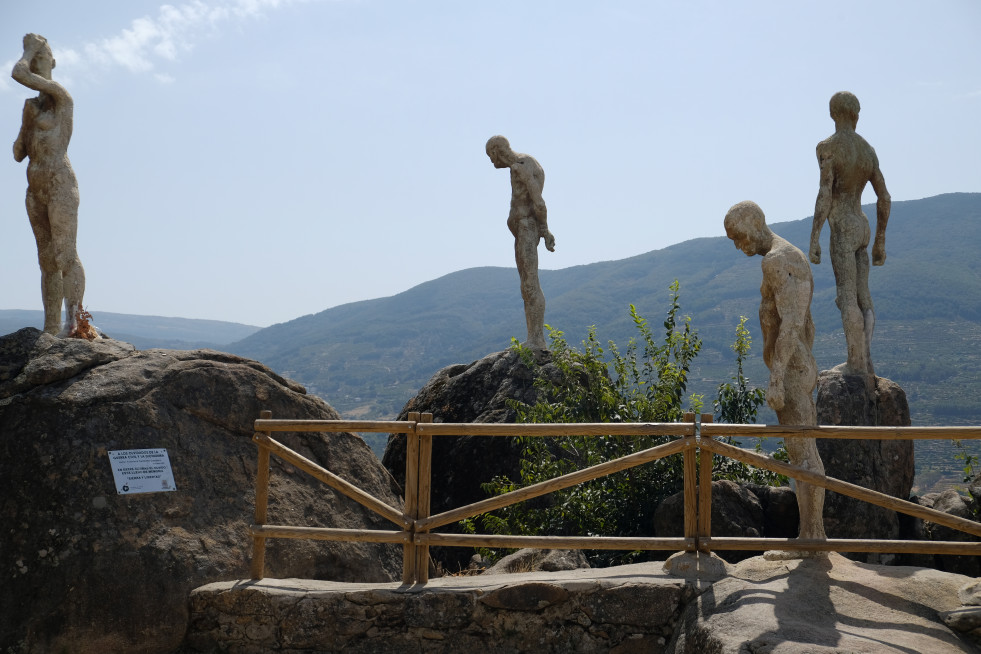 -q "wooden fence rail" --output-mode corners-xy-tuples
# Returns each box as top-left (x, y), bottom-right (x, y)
(249, 411), (981, 584)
